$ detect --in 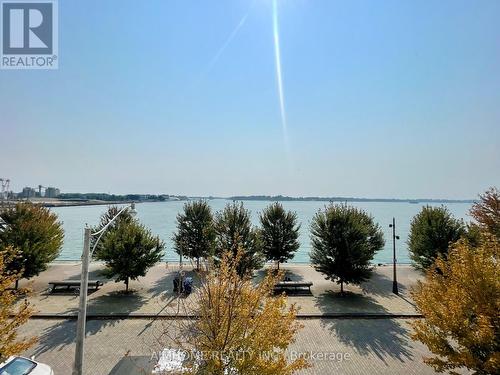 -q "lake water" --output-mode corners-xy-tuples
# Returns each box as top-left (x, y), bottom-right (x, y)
(51, 200), (472, 264)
